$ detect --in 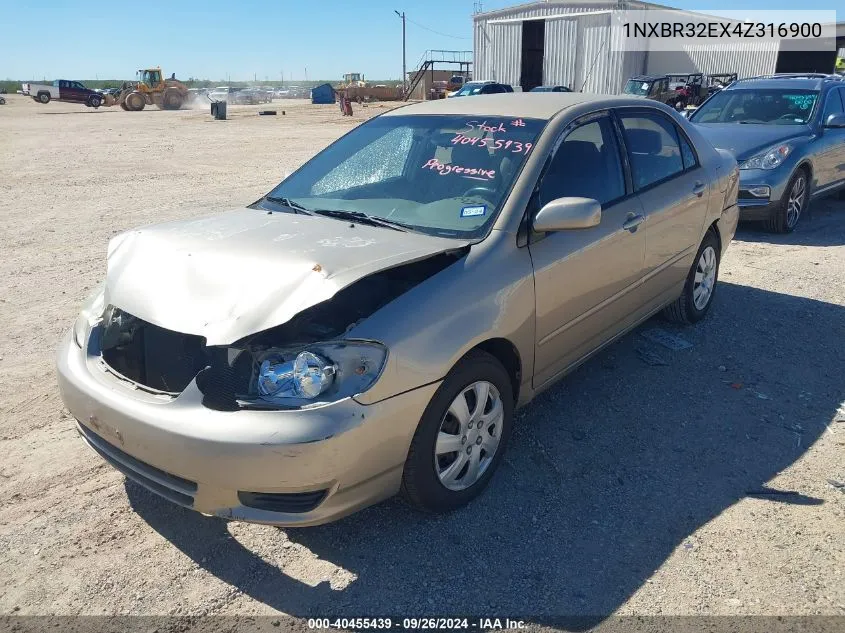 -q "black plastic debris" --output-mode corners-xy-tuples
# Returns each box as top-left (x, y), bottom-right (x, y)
(211, 100), (227, 120)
